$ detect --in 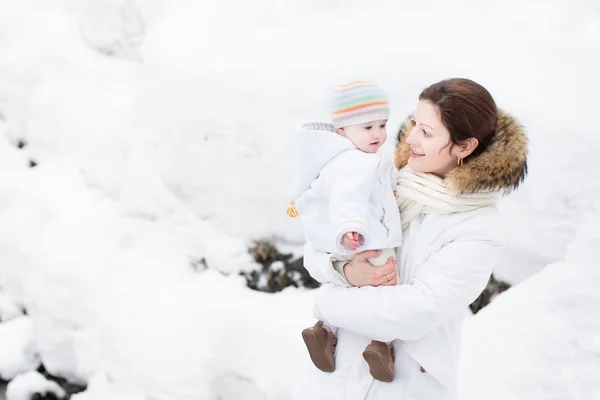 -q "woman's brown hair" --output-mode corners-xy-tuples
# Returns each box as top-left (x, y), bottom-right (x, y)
(419, 78), (497, 159)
